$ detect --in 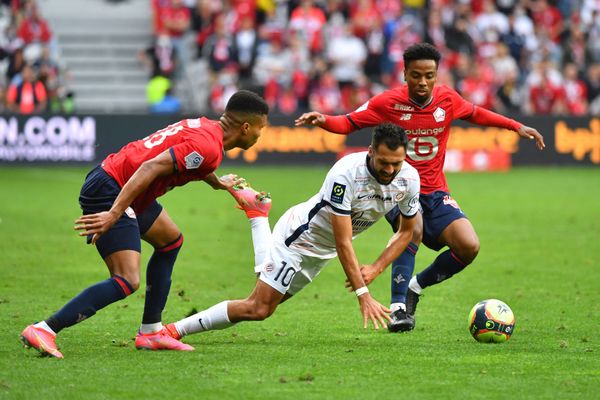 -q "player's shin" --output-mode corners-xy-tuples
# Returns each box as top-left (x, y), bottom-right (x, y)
(390, 242), (418, 310)
(141, 235), (183, 334)
(413, 249), (469, 290)
(250, 217), (272, 272)
(44, 275), (135, 333)
(174, 301), (234, 336)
